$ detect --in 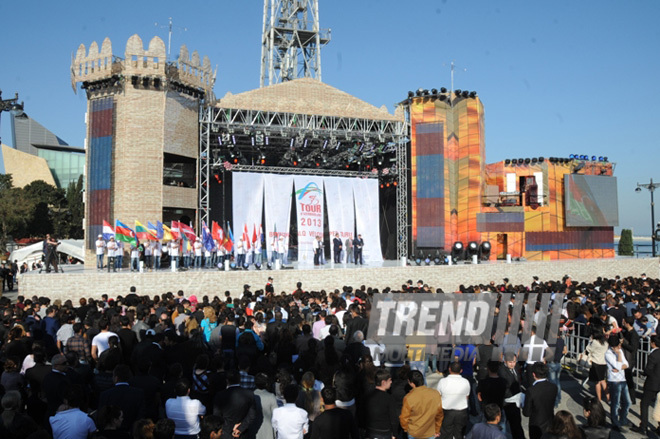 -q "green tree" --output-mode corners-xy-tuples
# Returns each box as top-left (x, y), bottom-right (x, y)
(618, 229), (634, 256)
(62, 175), (84, 239)
(0, 175), (36, 252)
(23, 179), (64, 238)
